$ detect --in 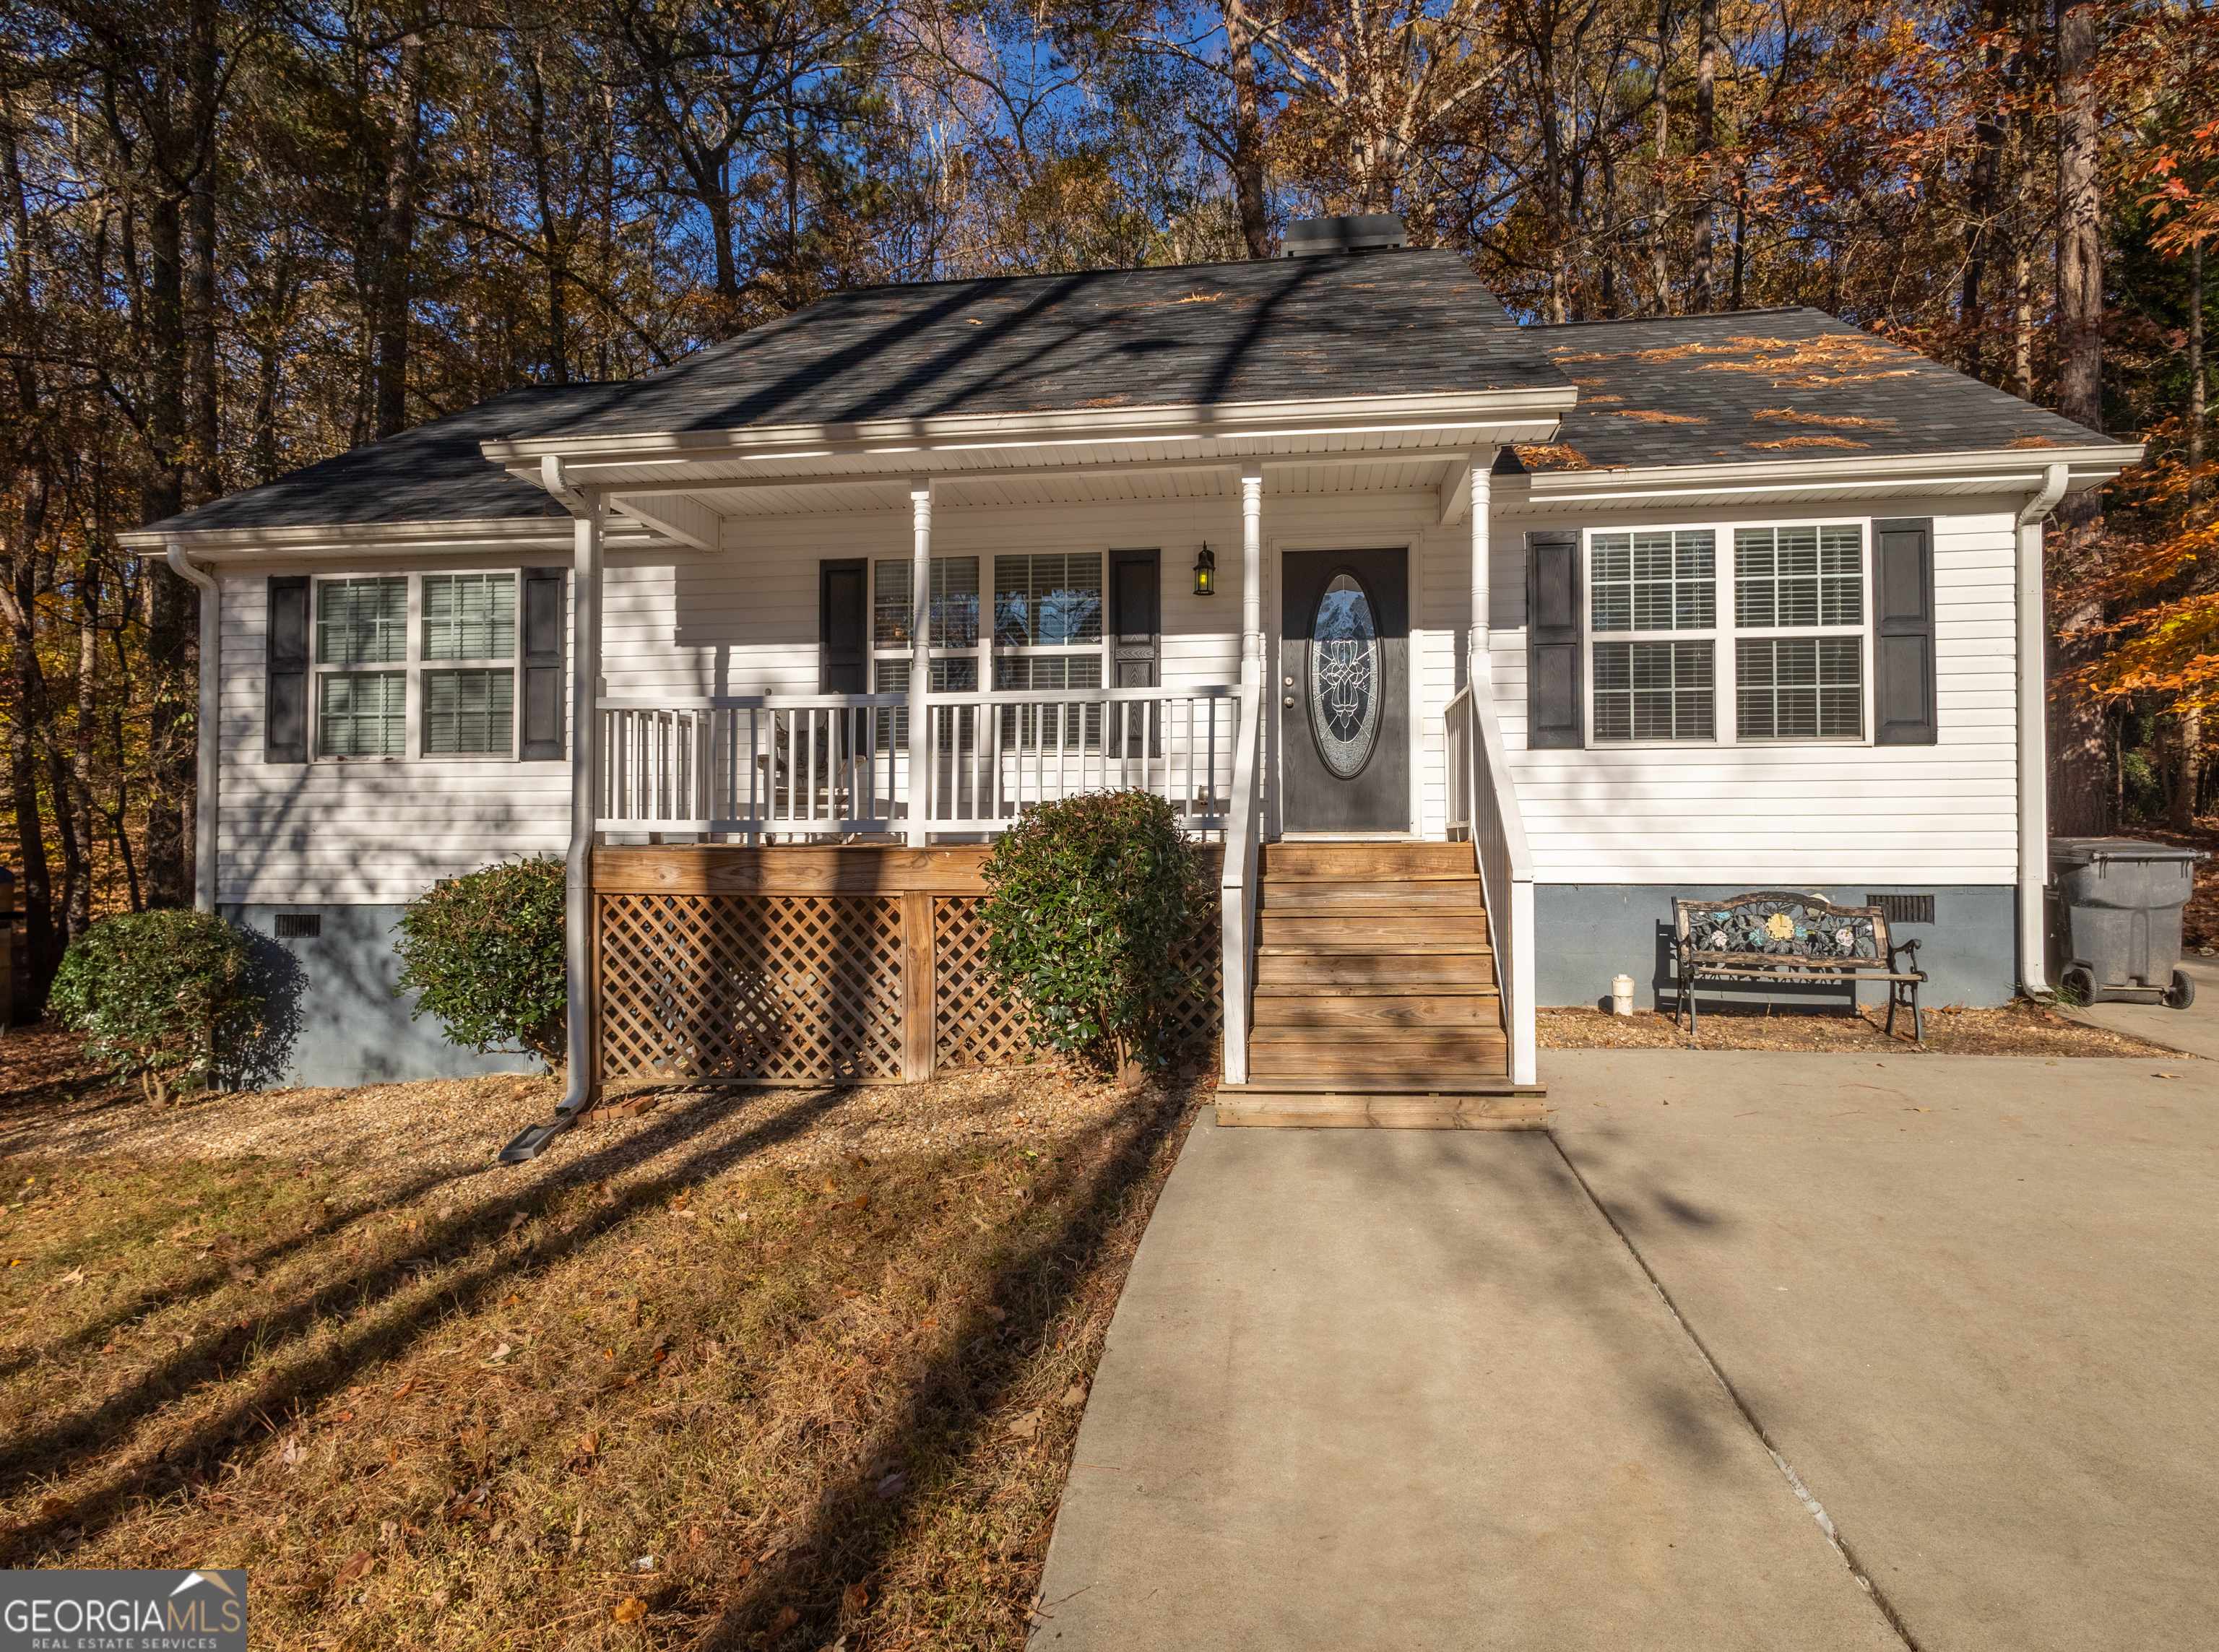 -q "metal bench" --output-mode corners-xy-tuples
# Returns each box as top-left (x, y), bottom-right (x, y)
(1672, 891), (1926, 1045)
